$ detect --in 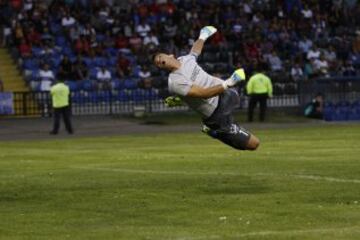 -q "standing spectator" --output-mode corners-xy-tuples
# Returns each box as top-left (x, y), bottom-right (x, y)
(38, 63), (55, 91)
(96, 66), (112, 90)
(49, 78), (74, 135)
(246, 69), (273, 122)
